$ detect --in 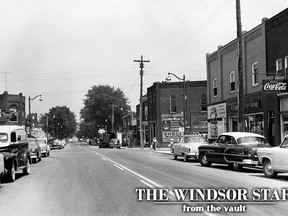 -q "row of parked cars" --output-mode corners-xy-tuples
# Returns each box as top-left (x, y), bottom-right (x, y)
(171, 131), (288, 178)
(0, 125), (66, 184)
